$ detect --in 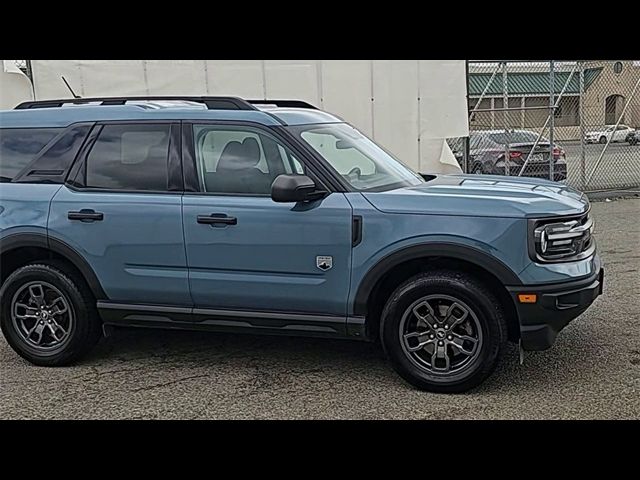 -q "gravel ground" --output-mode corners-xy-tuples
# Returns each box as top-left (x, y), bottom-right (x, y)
(1, 197), (639, 419)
